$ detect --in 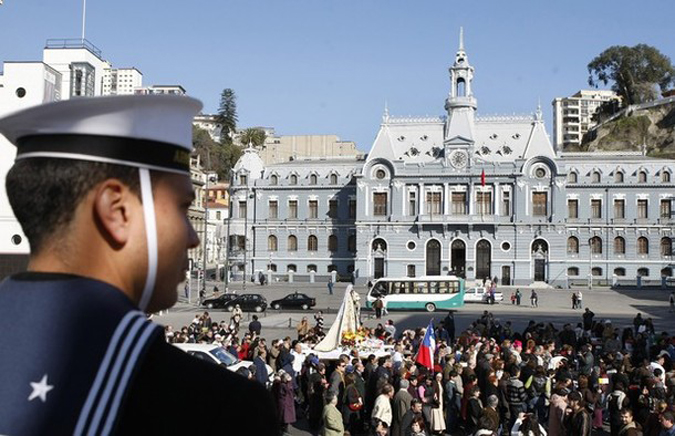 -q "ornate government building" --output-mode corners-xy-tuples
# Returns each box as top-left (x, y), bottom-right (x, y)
(228, 34), (675, 288)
